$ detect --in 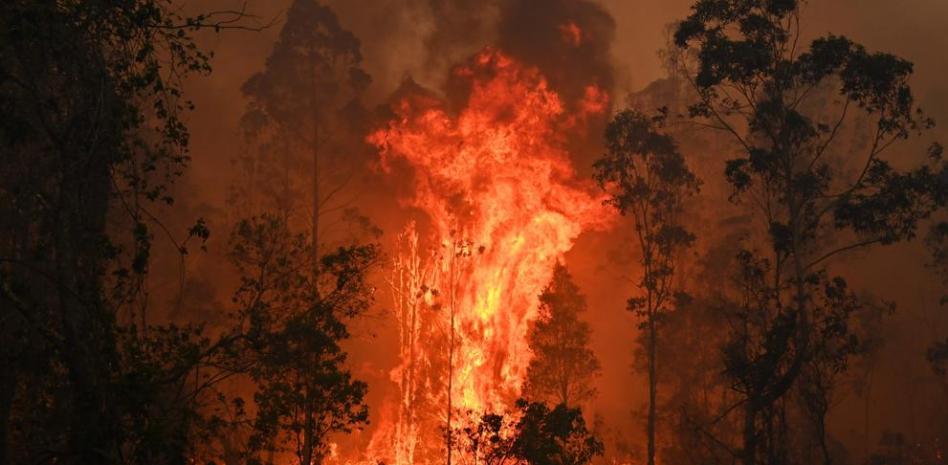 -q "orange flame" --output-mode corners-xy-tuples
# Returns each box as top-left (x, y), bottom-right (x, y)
(367, 48), (612, 465)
